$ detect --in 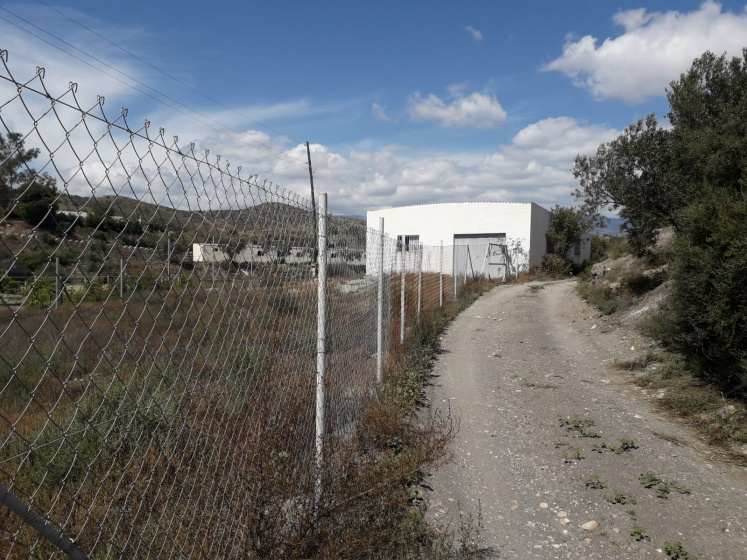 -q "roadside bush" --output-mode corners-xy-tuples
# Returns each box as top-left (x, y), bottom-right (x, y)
(18, 250), (48, 272)
(589, 235), (609, 262)
(542, 253), (572, 277)
(576, 283), (619, 315)
(24, 277), (56, 308)
(623, 270), (666, 296)
(0, 269), (21, 294)
(663, 188), (747, 397)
